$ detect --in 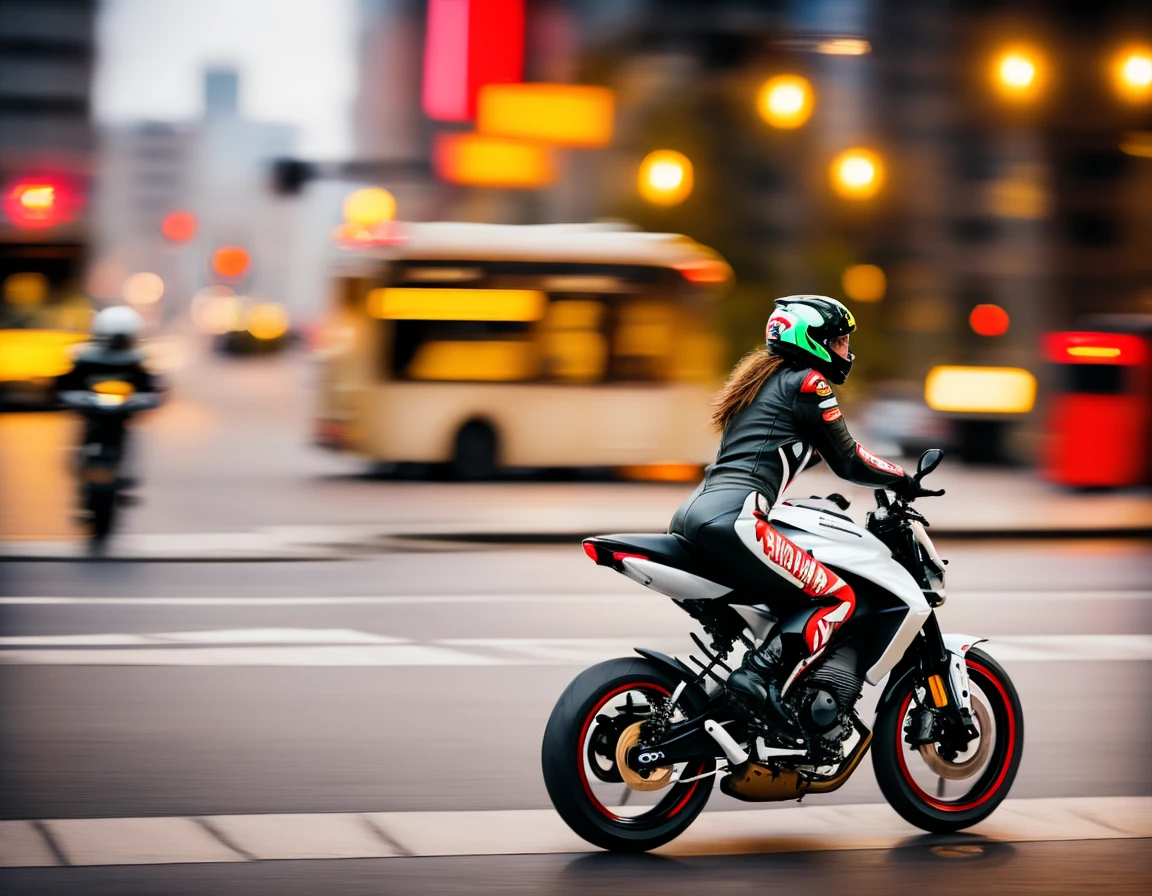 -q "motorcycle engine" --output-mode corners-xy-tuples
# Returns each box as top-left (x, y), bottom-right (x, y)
(795, 648), (863, 739)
